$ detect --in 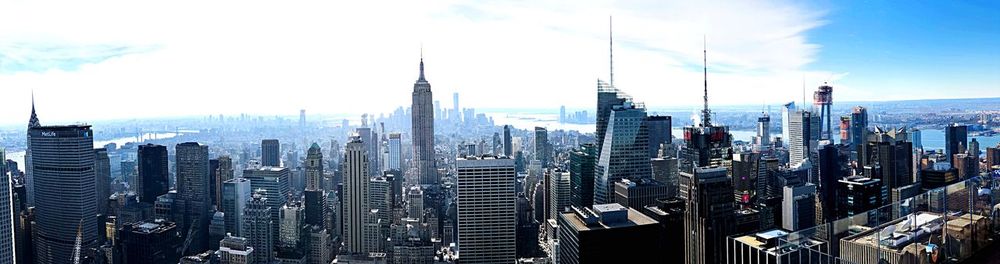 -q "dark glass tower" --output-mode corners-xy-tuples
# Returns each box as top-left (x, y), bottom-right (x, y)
(645, 115), (672, 158)
(175, 142), (211, 254)
(570, 143), (598, 209)
(138, 144), (169, 204)
(262, 139), (280, 167)
(945, 123), (968, 162)
(595, 80), (628, 156)
(411, 56), (438, 185)
(503, 125), (513, 157)
(29, 125), (98, 264)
